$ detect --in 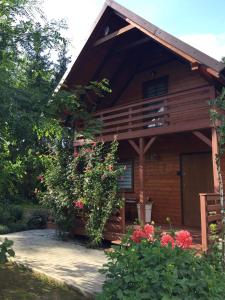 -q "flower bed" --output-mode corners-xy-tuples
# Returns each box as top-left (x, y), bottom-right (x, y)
(98, 224), (225, 300)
